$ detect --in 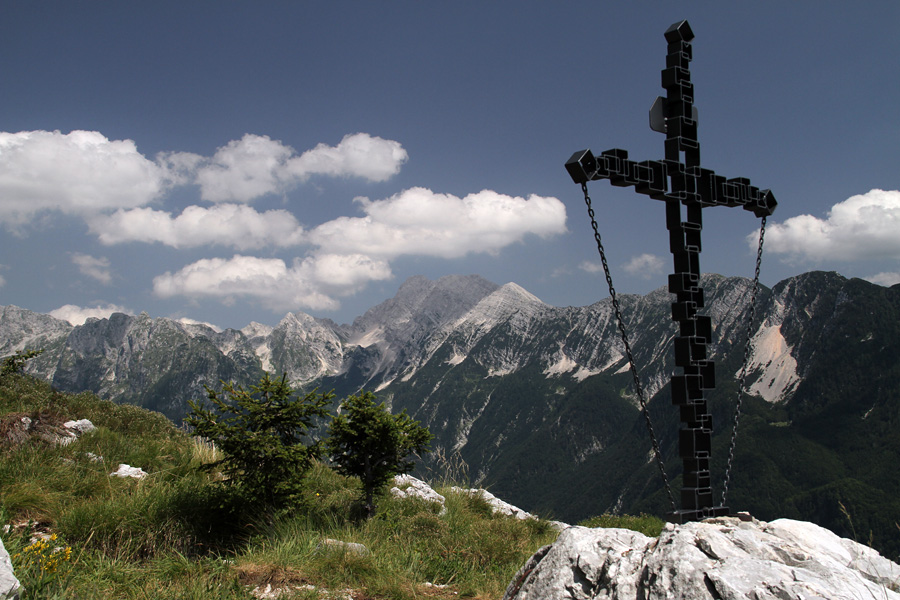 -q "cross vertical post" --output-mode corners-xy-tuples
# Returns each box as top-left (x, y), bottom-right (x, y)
(564, 20), (776, 523)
